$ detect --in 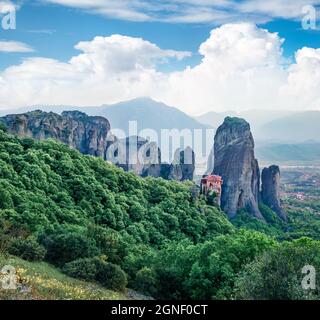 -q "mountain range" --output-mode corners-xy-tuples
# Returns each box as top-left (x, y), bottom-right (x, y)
(85, 97), (210, 137)
(256, 111), (320, 143)
(1, 97), (319, 164)
(0, 97), (208, 136)
(256, 142), (320, 164)
(195, 109), (320, 142)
